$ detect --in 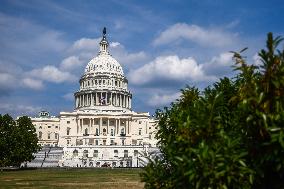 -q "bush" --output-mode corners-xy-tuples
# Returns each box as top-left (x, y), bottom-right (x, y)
(141, 33), (284, 189)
